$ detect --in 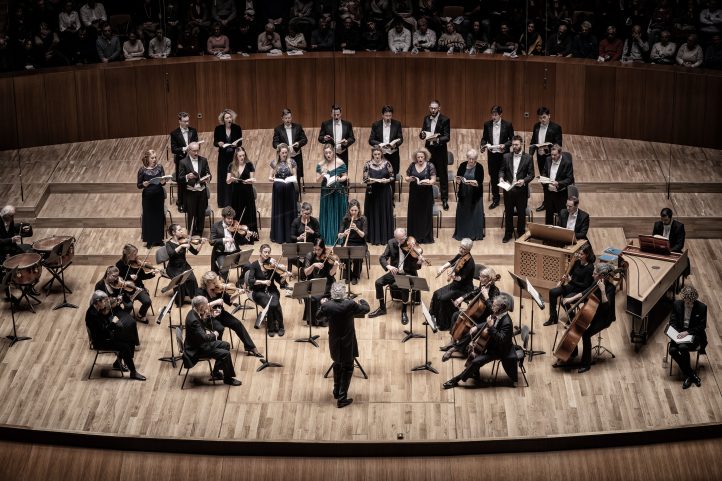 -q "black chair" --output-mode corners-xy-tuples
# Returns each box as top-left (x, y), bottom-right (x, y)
(491, 345), (530, 387)
(447, 151), (458, 201)
(239, 271), (260, 321)
(86, 326), (124, 380)
(175, 327), (218, 389)
(153, 246), (173, 296)
(665, 330), (705, 377)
